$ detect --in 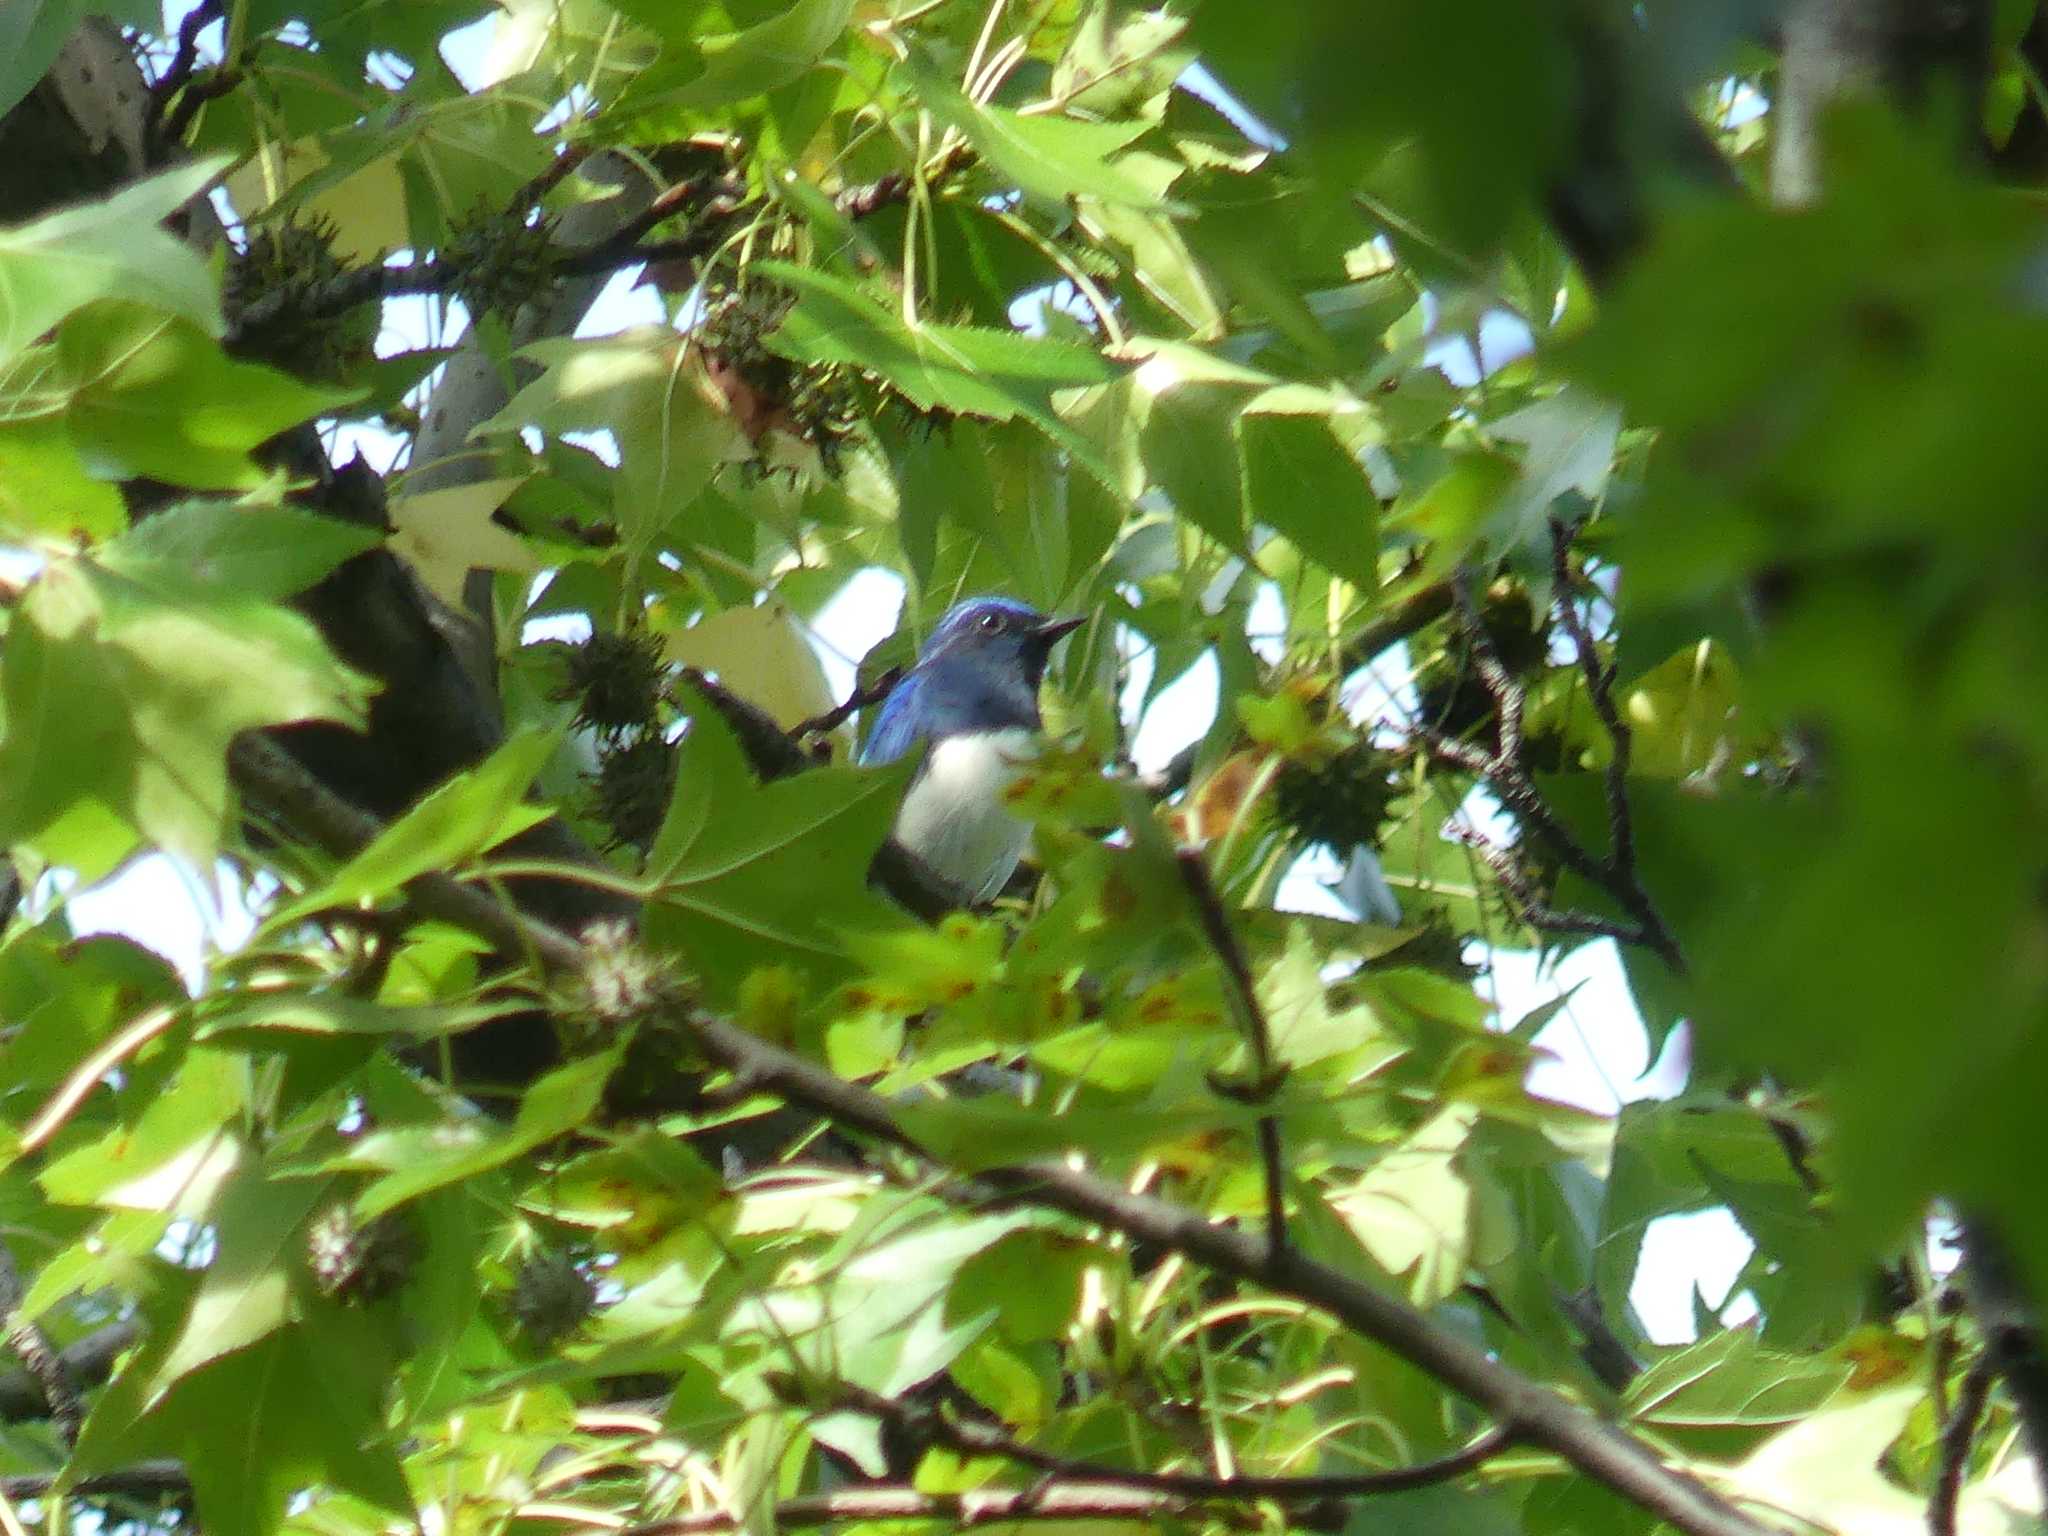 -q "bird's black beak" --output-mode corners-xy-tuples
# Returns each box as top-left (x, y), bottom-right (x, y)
(1033, 615), (1086, 647)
